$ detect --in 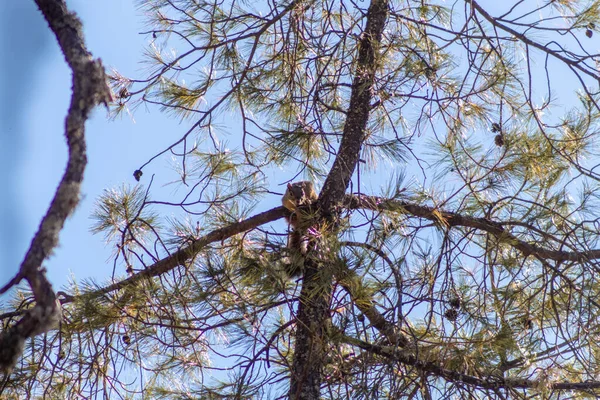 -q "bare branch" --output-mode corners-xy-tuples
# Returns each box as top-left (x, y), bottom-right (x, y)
(0, 0), (110, 375)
